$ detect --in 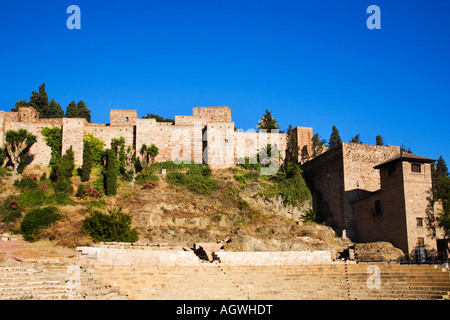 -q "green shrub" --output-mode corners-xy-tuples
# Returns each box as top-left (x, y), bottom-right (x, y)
(104, 149), (117, 196)
(135, 170), (159, 185)
(81, 207), (138, 242)
(20, 206), (61, 242)
(48, 192), (74, 206)
(13, 175), (39, 191)
(237, 157), (261, 171)
(0, 196), (22, 223)
(258, 164), (311, 208)
(166, 164), (218, 195)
